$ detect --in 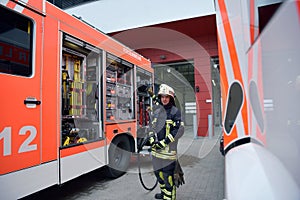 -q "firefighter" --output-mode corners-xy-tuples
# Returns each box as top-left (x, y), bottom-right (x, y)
(148, 84), (184, 200)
